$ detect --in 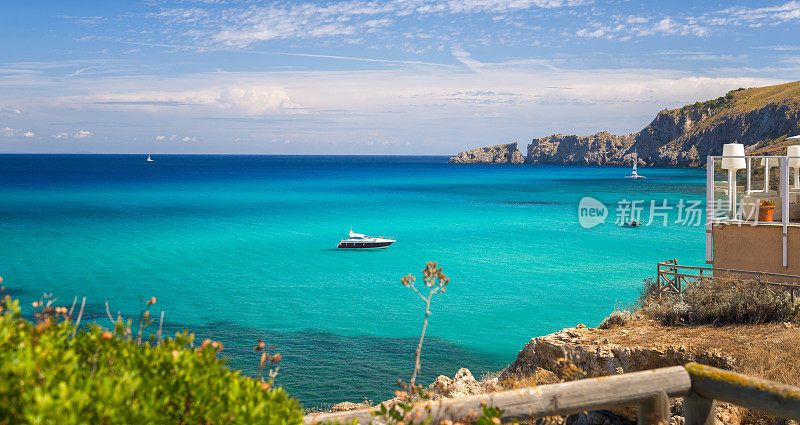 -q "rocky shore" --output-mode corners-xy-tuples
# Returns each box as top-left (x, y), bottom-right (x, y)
(328, 319), (799, 424)
(450, 81), (800, 167)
